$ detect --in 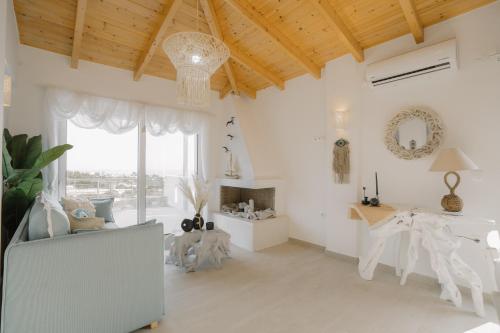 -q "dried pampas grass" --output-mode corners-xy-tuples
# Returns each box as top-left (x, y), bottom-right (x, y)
(178, 176), (211, 214)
